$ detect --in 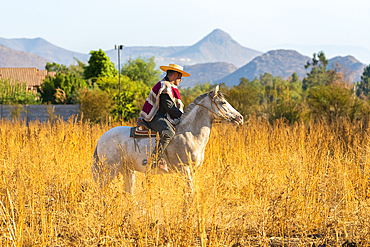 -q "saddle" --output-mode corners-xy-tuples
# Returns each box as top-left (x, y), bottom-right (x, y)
(130, 117), (158, 138)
